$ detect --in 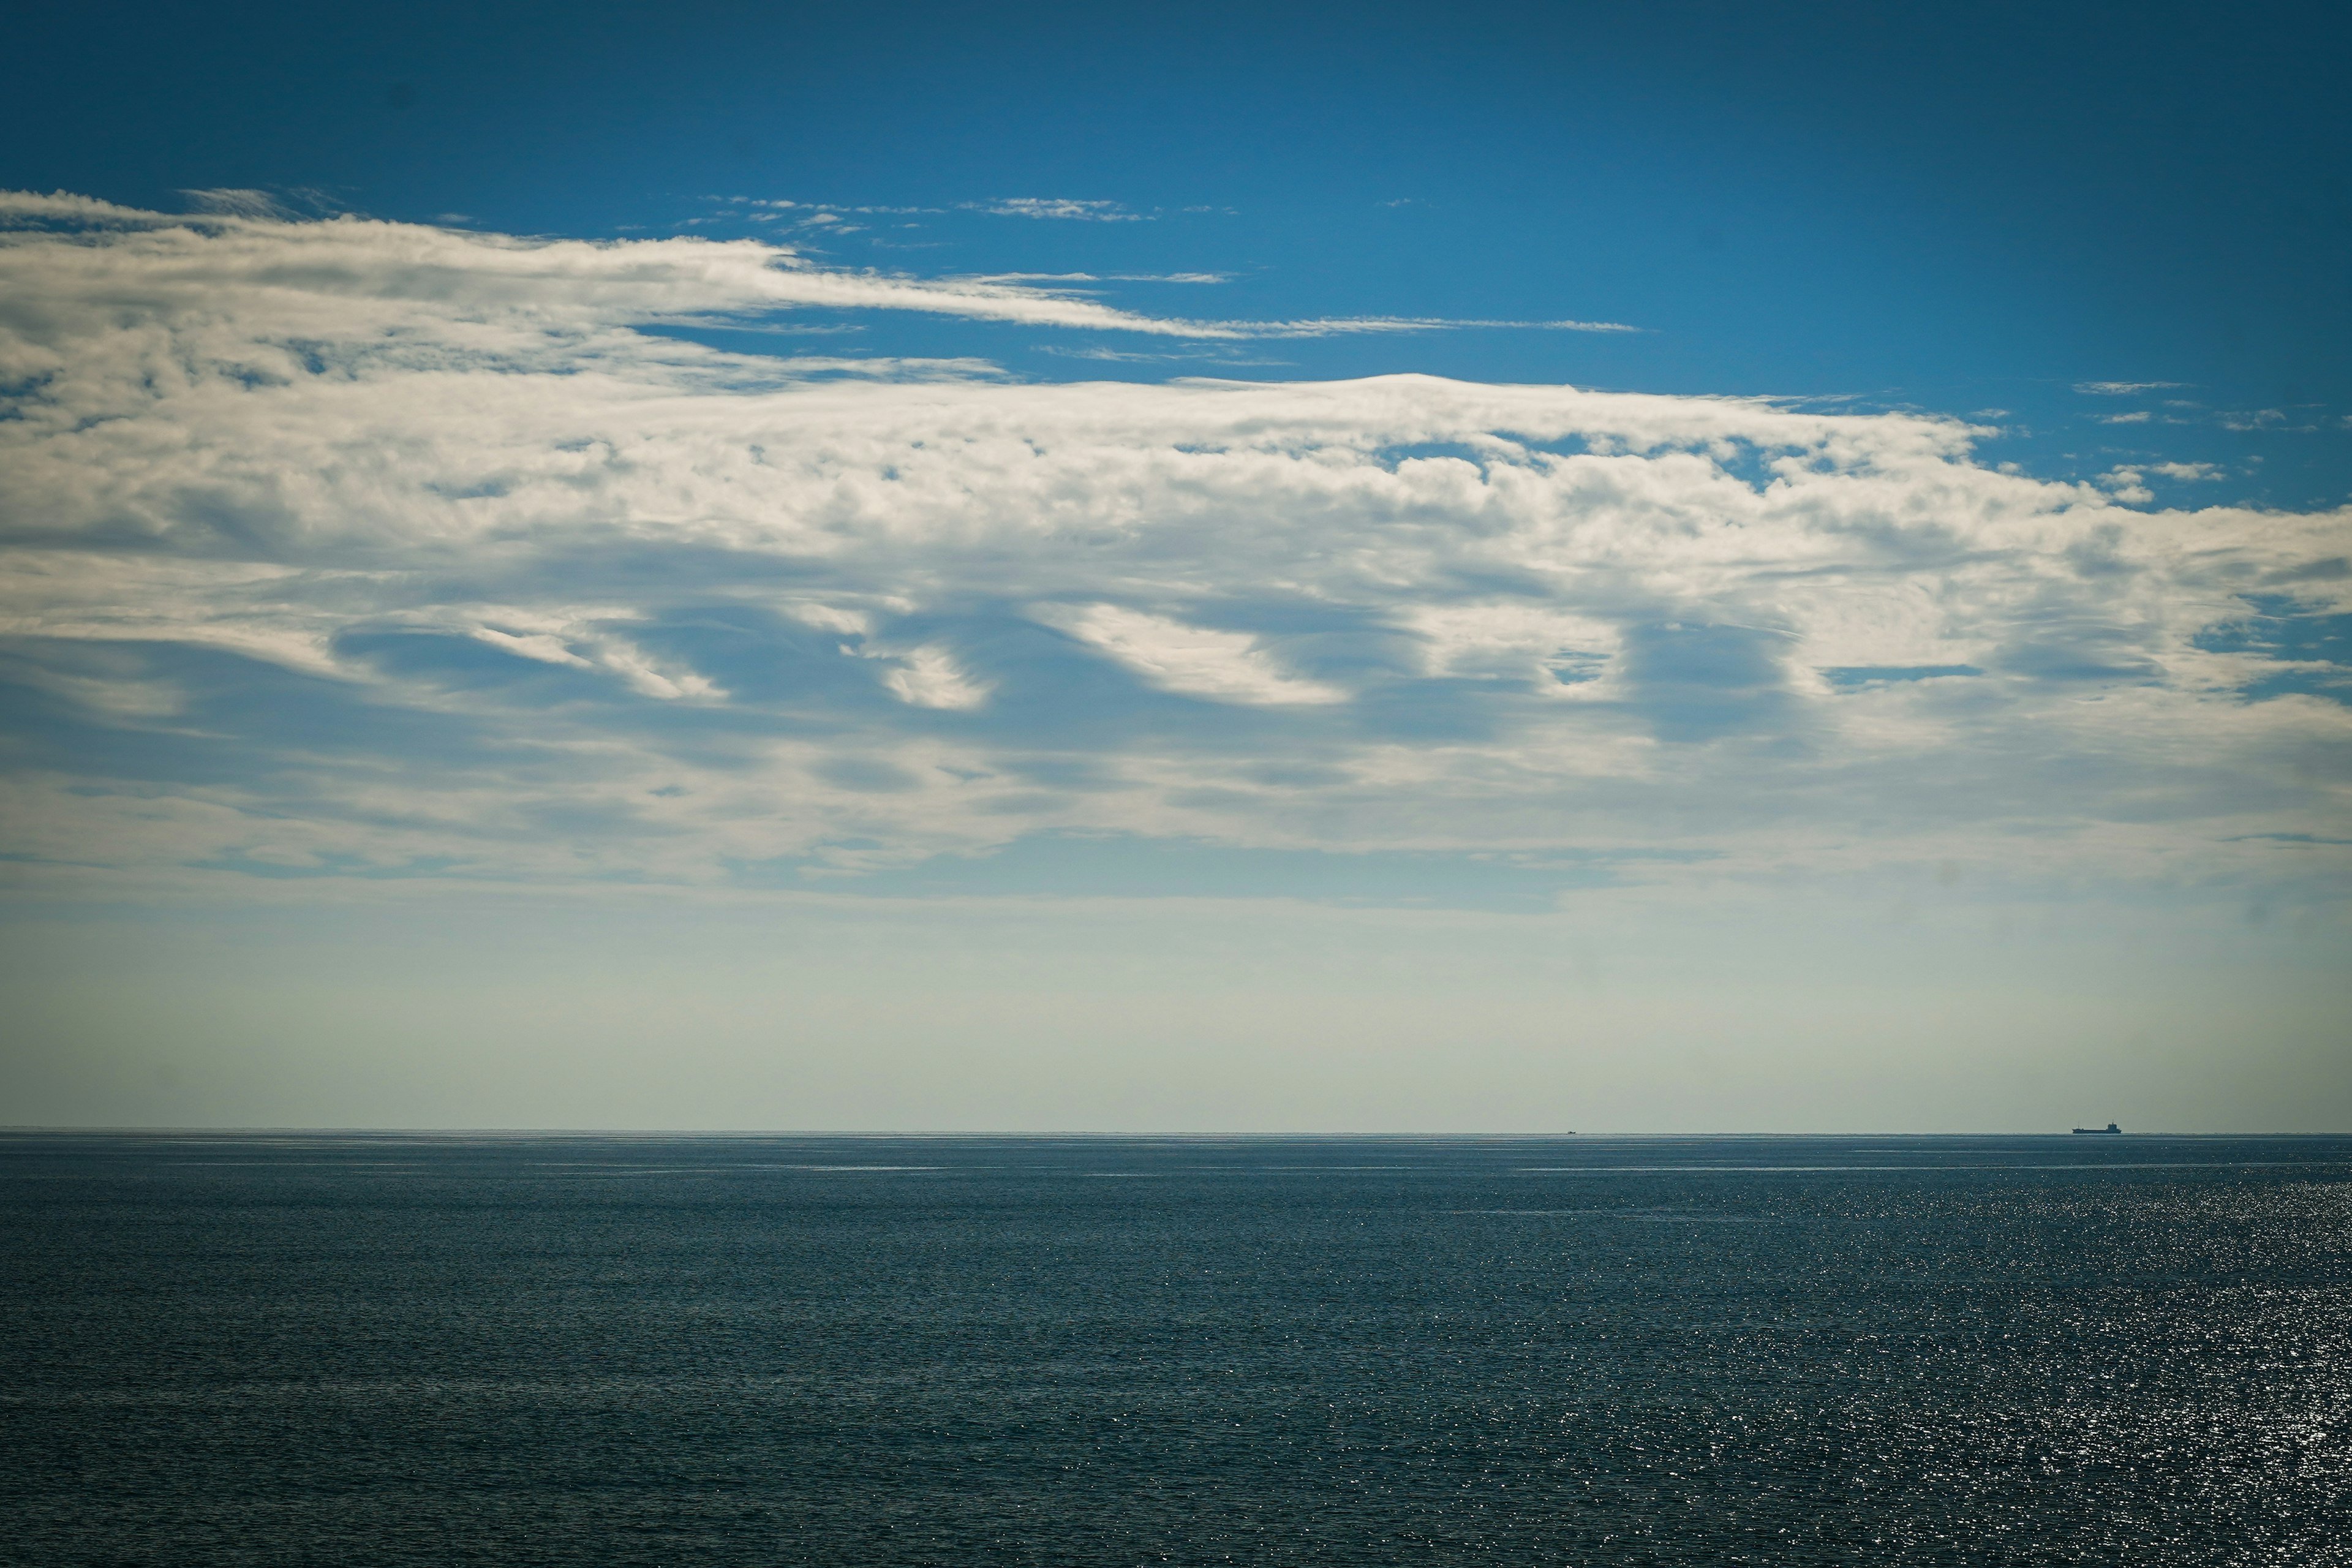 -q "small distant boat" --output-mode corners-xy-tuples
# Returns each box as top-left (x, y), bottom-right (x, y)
(2071, 1122), (2122, 1135)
